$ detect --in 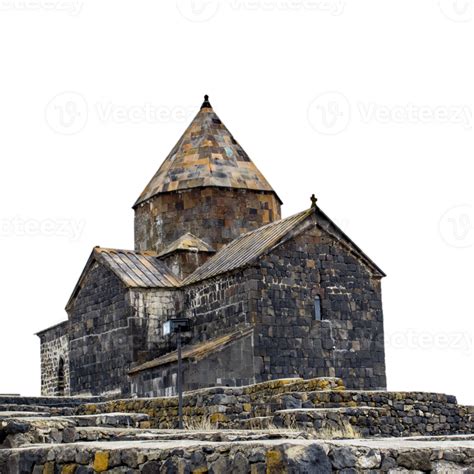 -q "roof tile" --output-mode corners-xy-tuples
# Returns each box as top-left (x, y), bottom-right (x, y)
(95, 248), (181, 288)
(134, 97), (281, 207)
(182, 209), (314, 285)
